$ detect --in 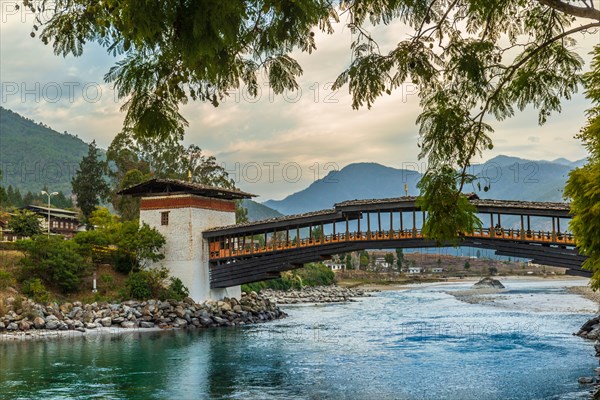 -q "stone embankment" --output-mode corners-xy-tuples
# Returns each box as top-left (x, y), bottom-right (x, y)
(261, 286), (375, 304)
(0, 292), (286, 338)
(575, 316), (600, 398)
